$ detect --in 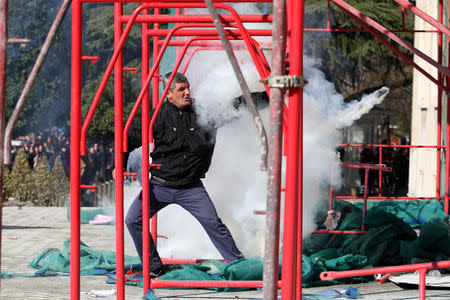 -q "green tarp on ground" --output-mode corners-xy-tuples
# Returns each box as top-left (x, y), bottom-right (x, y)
(353, 199), (448, 228)
(28, 240), (264, 291)
(66, 205), (111, 224)
(29, 238), (140, 275)
(139, 258), (264, 291)
(302, 199), (450, 287)
(25, 199), (450, 289)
